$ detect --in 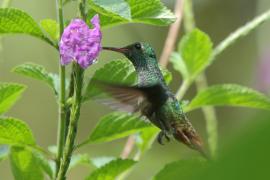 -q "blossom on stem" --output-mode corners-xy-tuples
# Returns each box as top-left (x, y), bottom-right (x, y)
(59, 15), (102, 69)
